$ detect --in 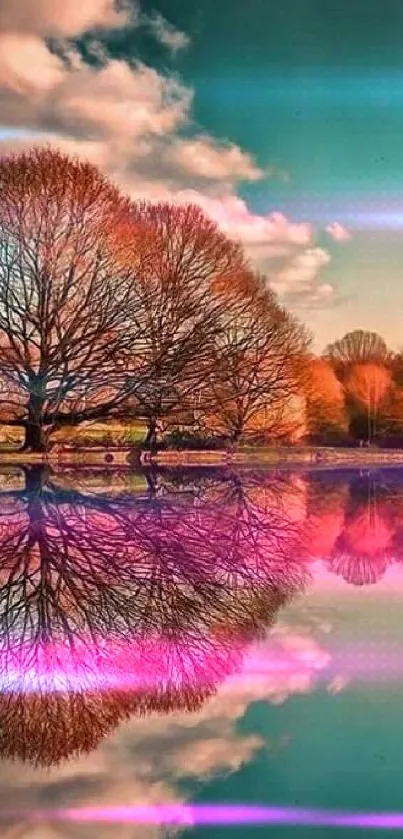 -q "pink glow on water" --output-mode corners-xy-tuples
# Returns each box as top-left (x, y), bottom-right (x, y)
(4, 630), (403, 696)
(10, 804), (403, 828)
(0, 633), (247, 693)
